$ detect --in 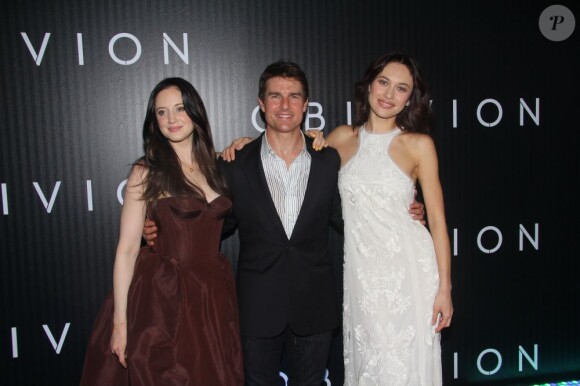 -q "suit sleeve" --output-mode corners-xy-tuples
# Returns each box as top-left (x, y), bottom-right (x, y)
(217, 159), (238, 239)
(221, 212), (238, 239)
(326, 148), (343, 235)
(329, 179), (344, 235)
